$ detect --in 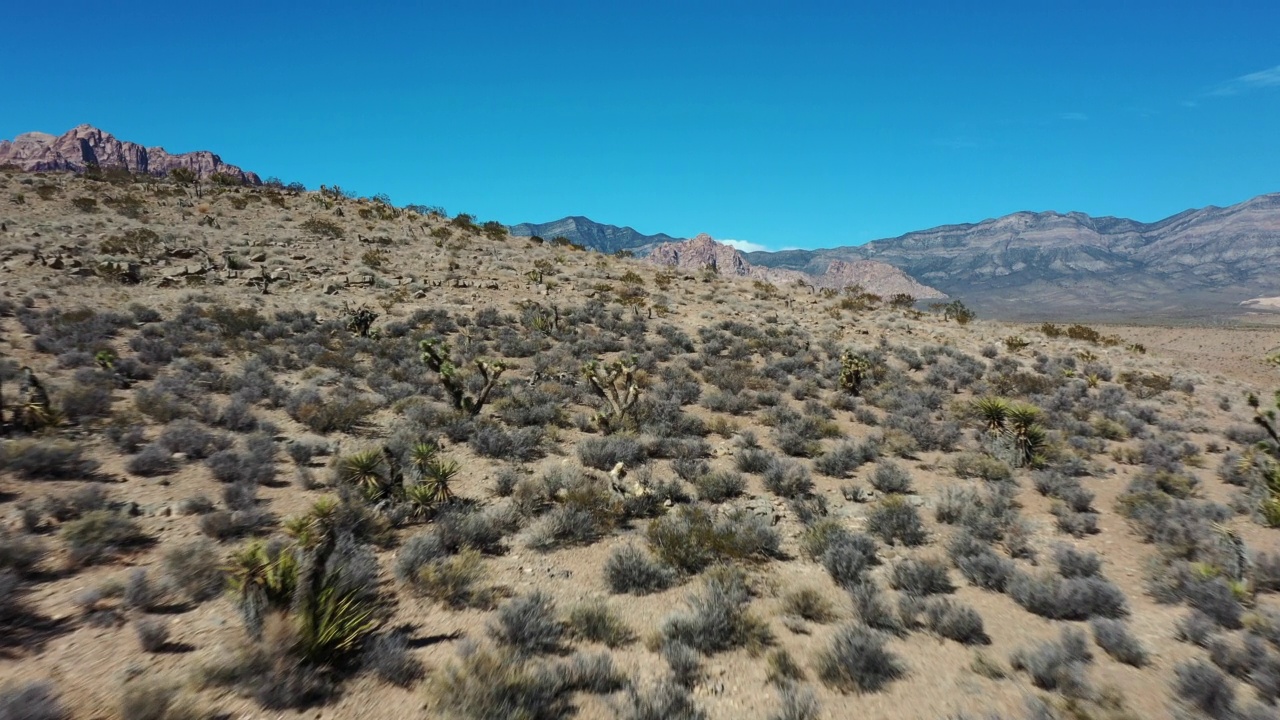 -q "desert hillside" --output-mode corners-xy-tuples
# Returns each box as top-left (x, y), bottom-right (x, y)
(1, 167), (1279, 720)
